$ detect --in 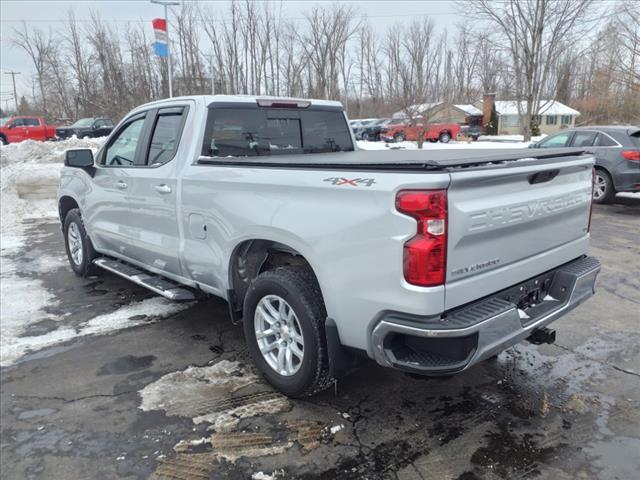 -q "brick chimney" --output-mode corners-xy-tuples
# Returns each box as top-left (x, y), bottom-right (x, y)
(482, 93), (495, 127)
